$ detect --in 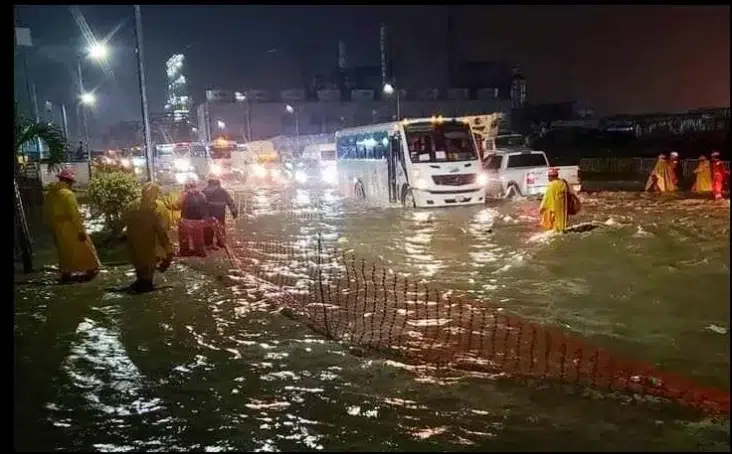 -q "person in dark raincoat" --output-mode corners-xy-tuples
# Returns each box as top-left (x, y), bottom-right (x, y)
(202, 175), (238, 248)
(178, 180), (209, 257)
